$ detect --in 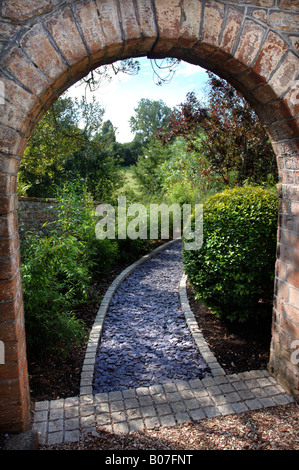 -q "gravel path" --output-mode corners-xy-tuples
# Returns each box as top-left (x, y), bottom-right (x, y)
(93, 242), (210, 393)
